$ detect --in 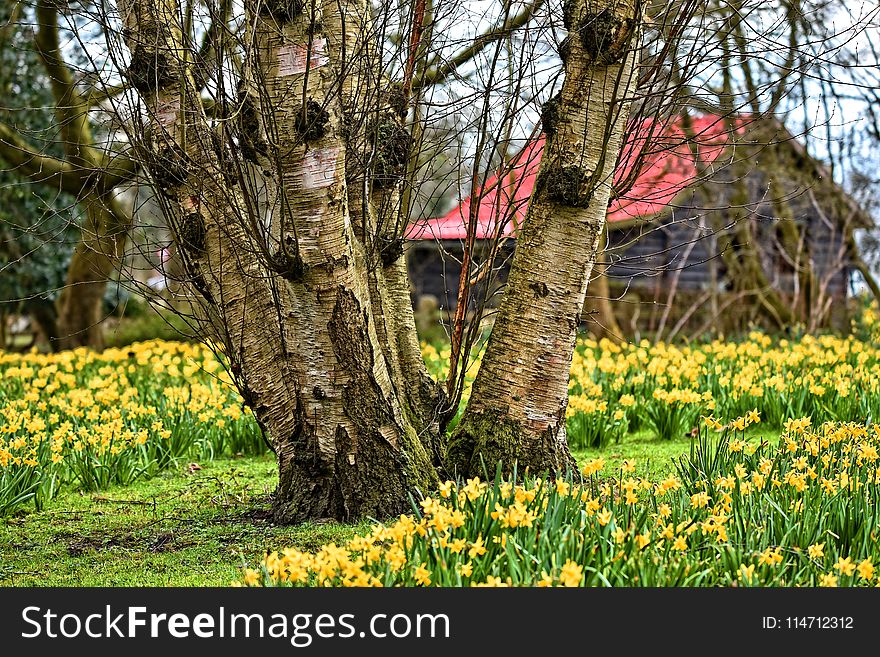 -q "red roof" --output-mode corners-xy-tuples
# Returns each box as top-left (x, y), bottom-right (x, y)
(407, 113), (738, 241)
